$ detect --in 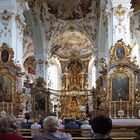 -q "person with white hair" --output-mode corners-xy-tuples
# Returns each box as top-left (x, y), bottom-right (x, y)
(0, 116), (26, 140)
(33, 116), (72, 140)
